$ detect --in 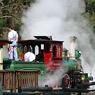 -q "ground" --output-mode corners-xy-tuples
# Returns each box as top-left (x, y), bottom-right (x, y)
(71, 92), (95, 95)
